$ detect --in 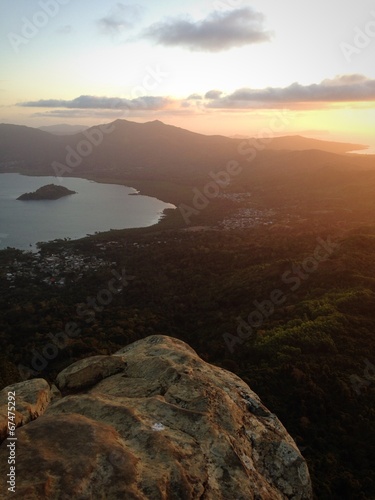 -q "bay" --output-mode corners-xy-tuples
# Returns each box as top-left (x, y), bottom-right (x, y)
(0, 174), (175, 250)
